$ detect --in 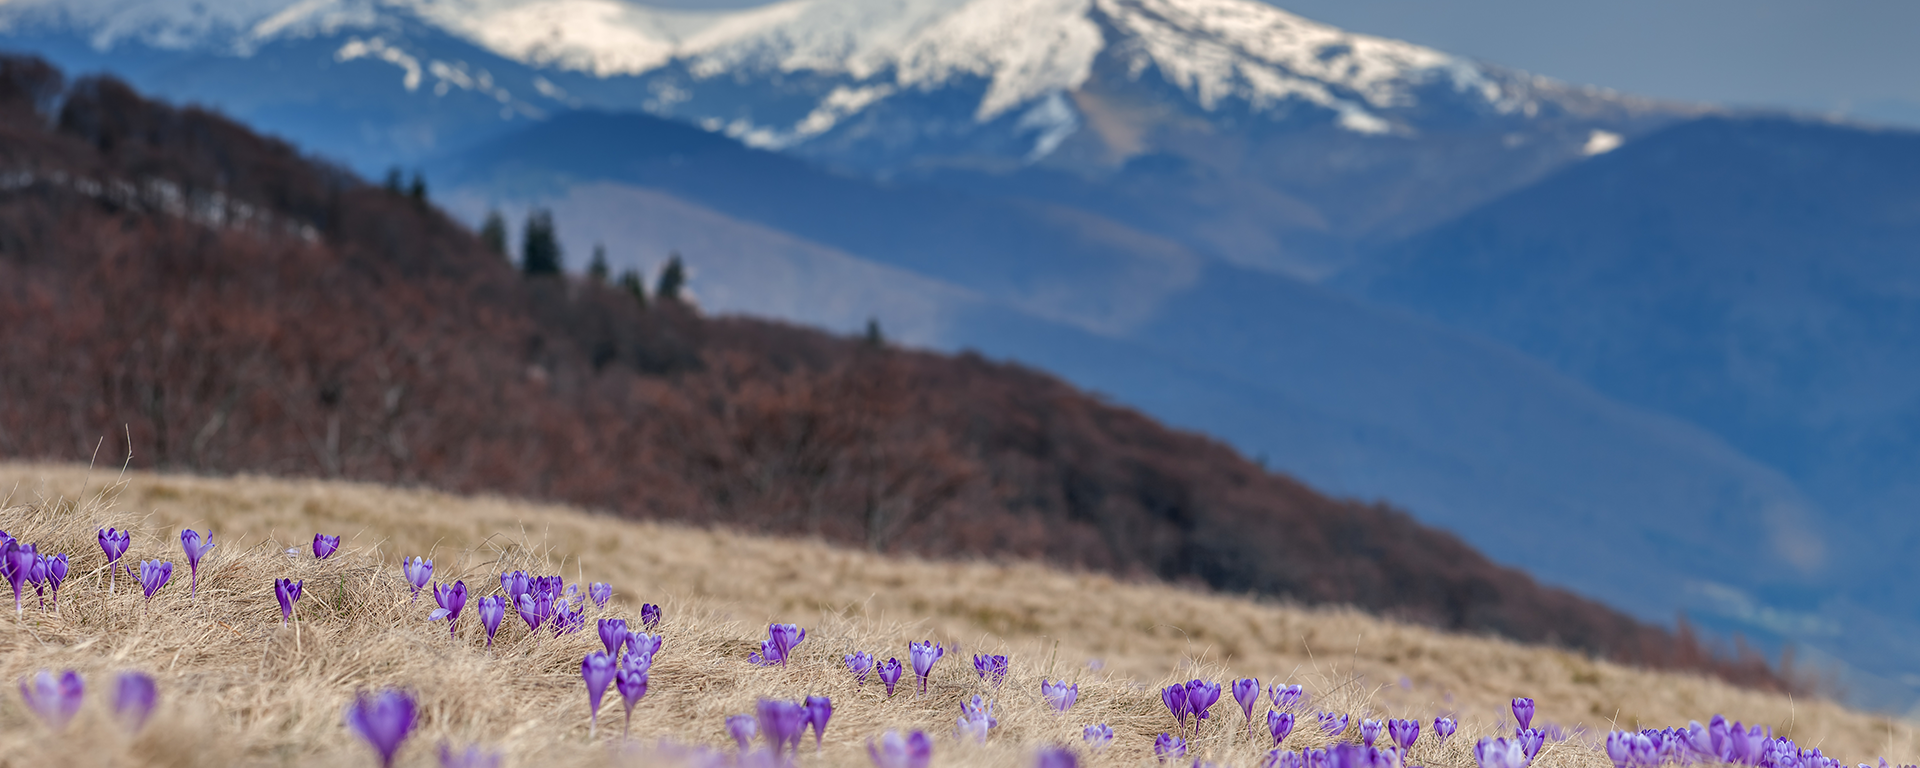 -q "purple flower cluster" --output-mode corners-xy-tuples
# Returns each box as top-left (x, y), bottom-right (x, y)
(973, 654), (1009, 687)
(1, 531), (78, 614)
(1603, 716), (1859, 768)
(750, 623), (806, 667)
(17, 669), (157, 735)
